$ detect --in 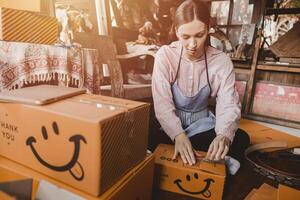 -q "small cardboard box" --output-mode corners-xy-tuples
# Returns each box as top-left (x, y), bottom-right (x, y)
(0, 164), (39, 200)
(0, 154), (154, 200)
(245, 184), (277, 200)
(277, 184), (300, 200)
(154, 144), (226, 200)
(0, 7), (58, 44)
(0, 85), (150, 196)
